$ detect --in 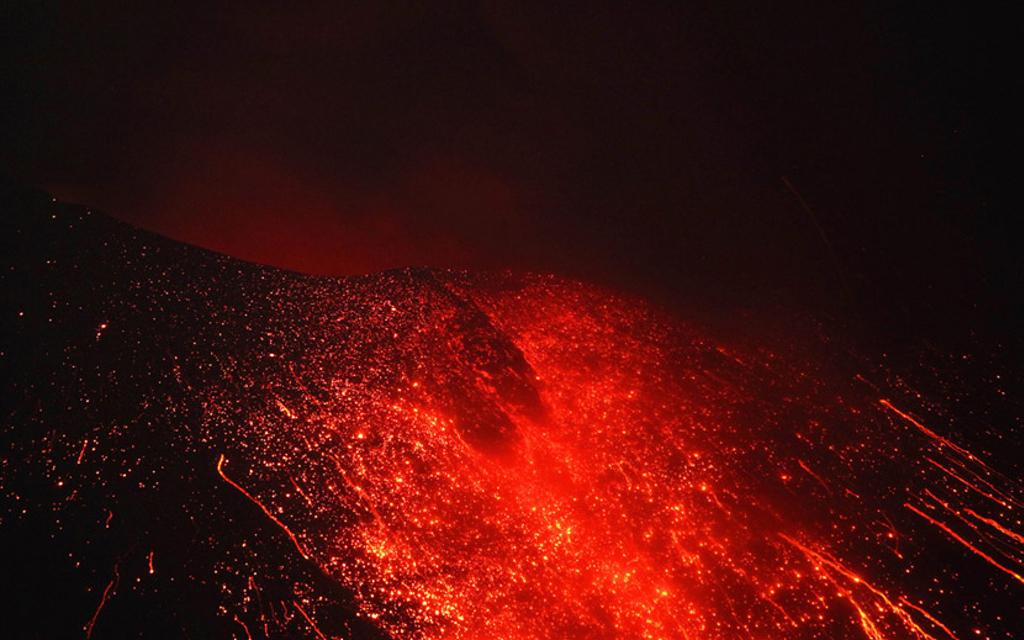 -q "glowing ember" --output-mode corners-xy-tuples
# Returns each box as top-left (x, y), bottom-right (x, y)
(1, 202), (1021, 638)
